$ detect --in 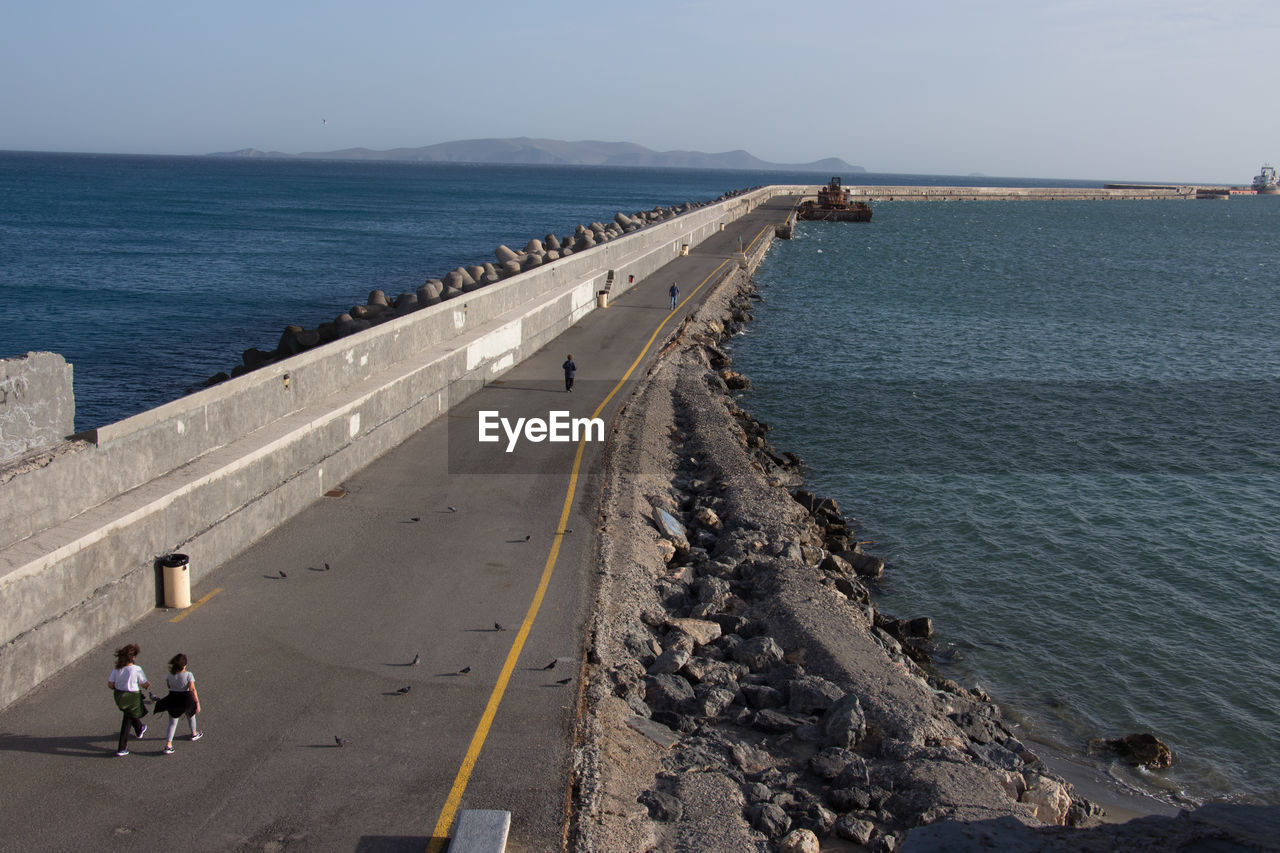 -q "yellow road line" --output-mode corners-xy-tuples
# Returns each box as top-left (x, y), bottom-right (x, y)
(425, 258), (733, 850)
(168, 587), (223, 623)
